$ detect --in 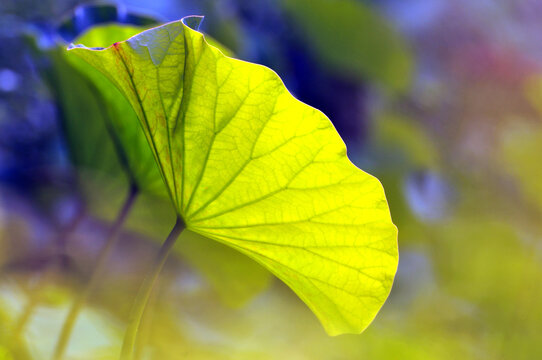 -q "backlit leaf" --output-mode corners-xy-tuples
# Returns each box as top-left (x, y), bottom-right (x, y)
(39, 24), (271, 307)
(69, 17), (398, 335)
(66, 24), (167, 196)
